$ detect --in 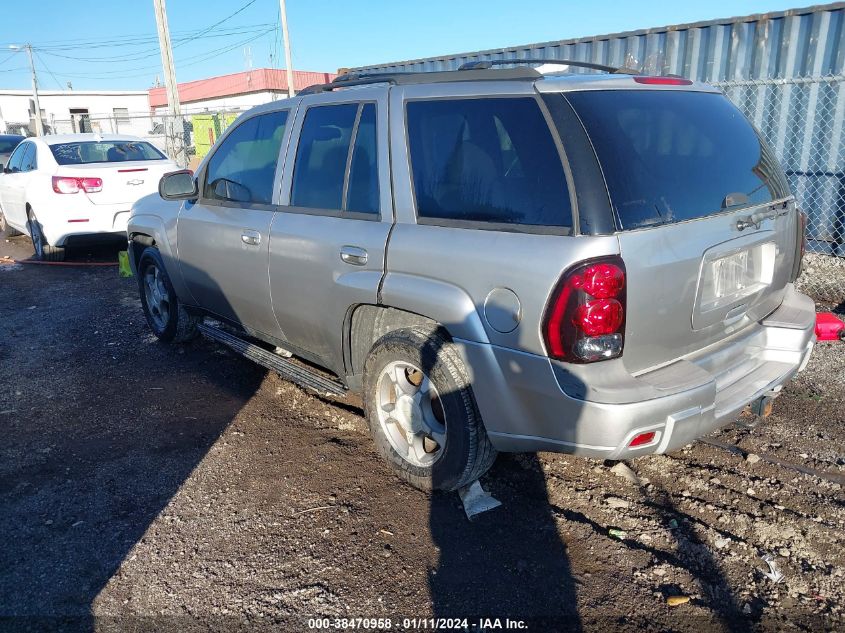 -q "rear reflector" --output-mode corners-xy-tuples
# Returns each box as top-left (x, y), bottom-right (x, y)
(629, 431), (657, 447)
(633, 76), (693, 86)
(52, 176), (103, 194)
